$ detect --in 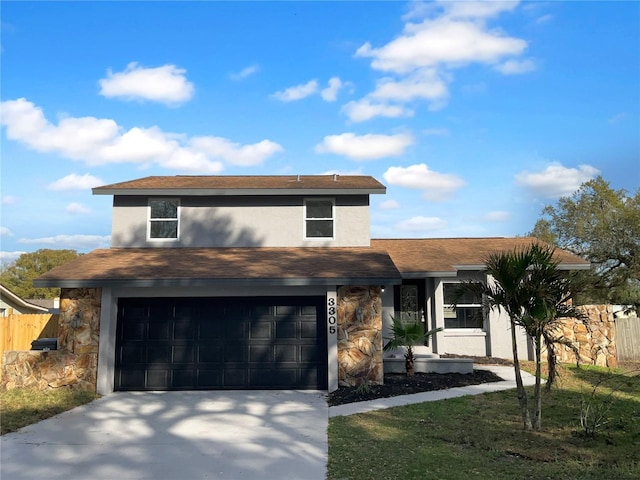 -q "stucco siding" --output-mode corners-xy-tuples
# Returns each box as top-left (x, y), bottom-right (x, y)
(110, 195), (370, 247)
